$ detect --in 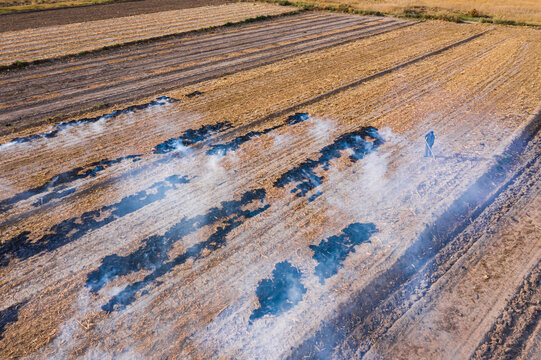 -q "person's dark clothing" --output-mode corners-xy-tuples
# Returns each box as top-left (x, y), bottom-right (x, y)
(425, 131), (435, 157)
